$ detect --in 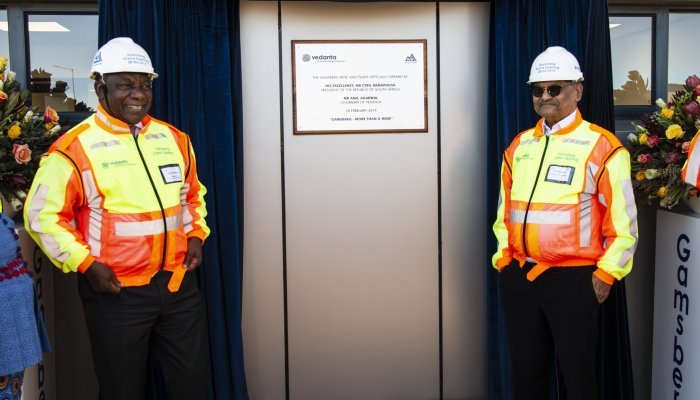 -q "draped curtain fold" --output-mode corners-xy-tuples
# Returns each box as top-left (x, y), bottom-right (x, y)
(98, 1), (248, 399)
(487, 0), (634, 399)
